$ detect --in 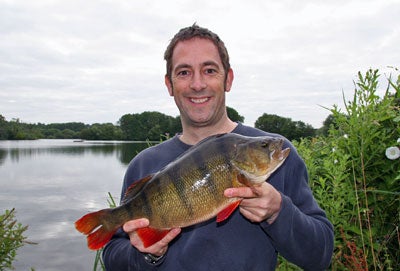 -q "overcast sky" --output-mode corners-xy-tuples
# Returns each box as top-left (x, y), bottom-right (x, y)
(1, 0), (399, 128)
